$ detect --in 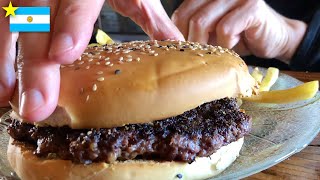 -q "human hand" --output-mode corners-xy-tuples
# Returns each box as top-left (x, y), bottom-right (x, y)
(107, 0), (184, 40)
(171, 0), (307, 62)
(0, 0), (104, 122)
